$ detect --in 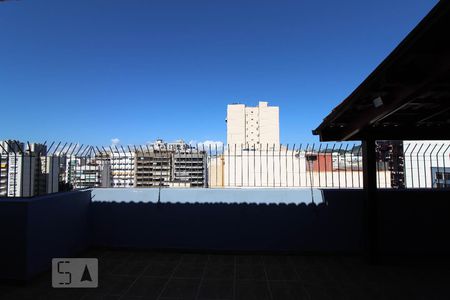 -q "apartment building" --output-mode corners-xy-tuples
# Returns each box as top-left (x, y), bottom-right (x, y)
(172, 150), (207, 187)
(0, 141), (20, 196)
(226, 101), (279, 149)
(109, 150), (135, 188)
(62, 140), (207, 189)
(135, 151), (171, 187)
(134, 140), (207, 188)
(0, 141), (58, 197)
(68, 156), (111, 189)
